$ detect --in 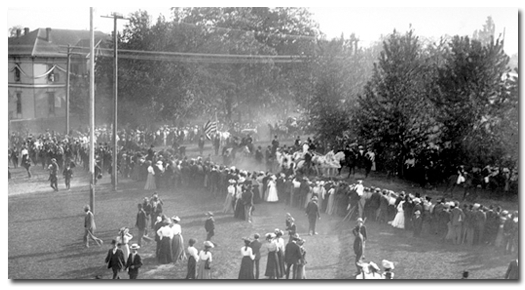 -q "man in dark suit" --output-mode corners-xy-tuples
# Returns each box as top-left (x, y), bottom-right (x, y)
(126, 244), (143, 279)
(204, 211), (215, 244)
(136, 203), (152, 246)
(249, 233), (263, 279)
(284, 235), (303, 279)
(242, 185), (254, 223)
(449, 201), (465, 245)
(305, 196), (320, 235)
(105, 239), (125, 279)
